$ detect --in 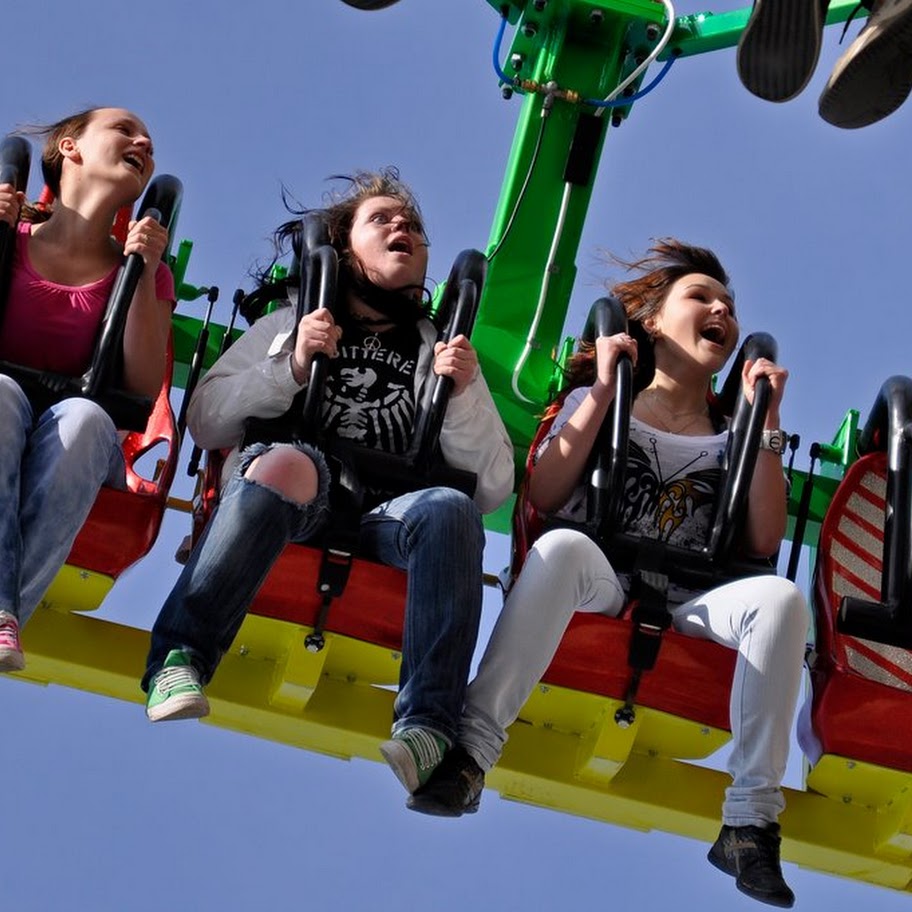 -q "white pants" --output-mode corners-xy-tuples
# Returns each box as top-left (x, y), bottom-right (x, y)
(460, 528), (808, 827)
